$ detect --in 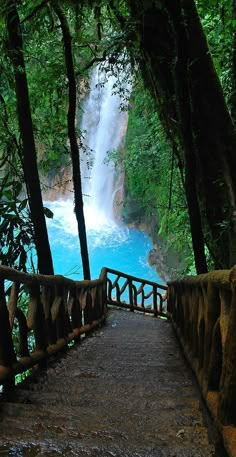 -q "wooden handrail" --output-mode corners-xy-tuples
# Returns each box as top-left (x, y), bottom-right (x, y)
(168, 265), (236, 429)
(0, 265), (166, 391)
(0, 264), (106, 288)
(0, 265), (107, 391)
(104, 267), (167, 317)
(104, 267), (167, 289)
